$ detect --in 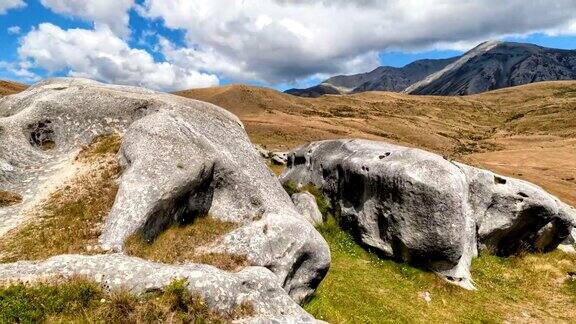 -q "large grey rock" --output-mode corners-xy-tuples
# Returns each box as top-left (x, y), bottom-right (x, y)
(0, 78), (330, 307)
(280, 139), (576, 288)
(292, 192), (323, 226)
(0, 254), (315, 322)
